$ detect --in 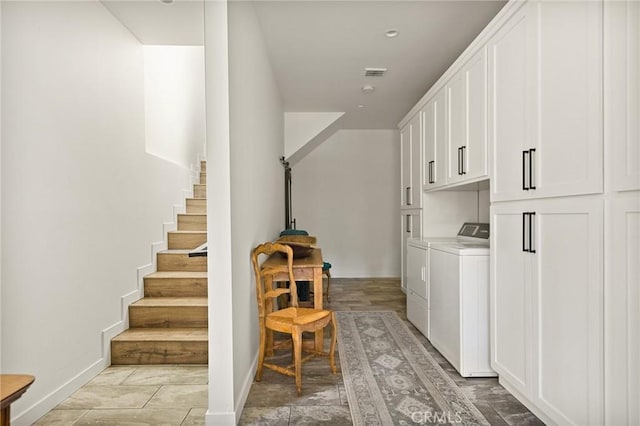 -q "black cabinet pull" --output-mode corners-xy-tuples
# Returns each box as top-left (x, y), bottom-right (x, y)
(461, 146), (467, 175)
(529, 148), (536, 190)
(522, 150), (529, 190)
(522, 213), (528, 252)
(529, 212), (536, 253)
(406, 215), (412, 234)
(431, 161), (436, 184)
(406, 187), (411, 205)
